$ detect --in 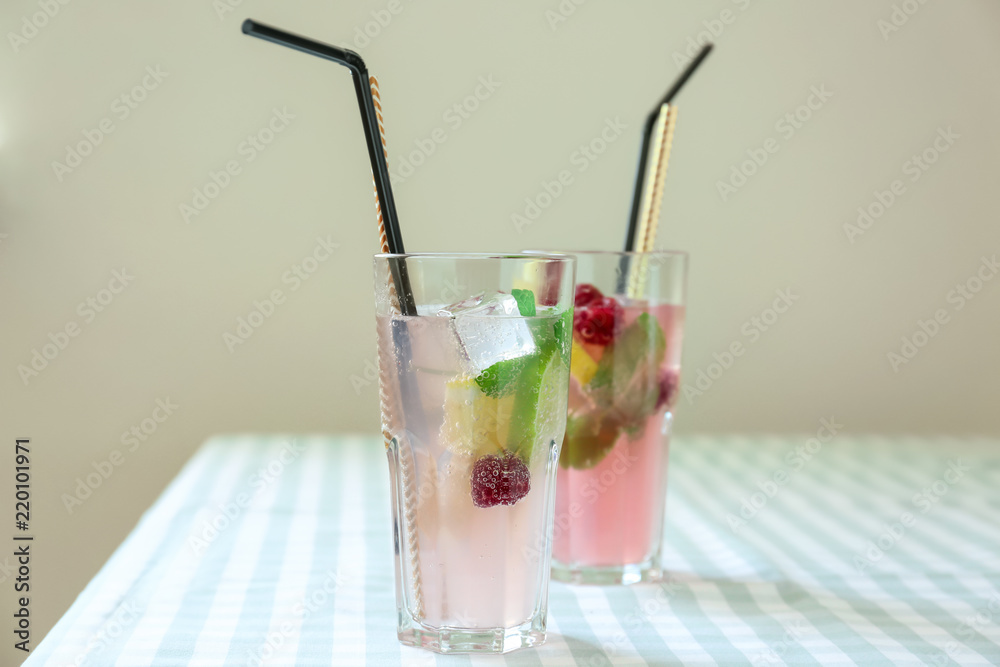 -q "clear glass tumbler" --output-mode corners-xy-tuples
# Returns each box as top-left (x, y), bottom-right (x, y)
(374, 253), (576, 653)
(546, 250), (687, 585)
